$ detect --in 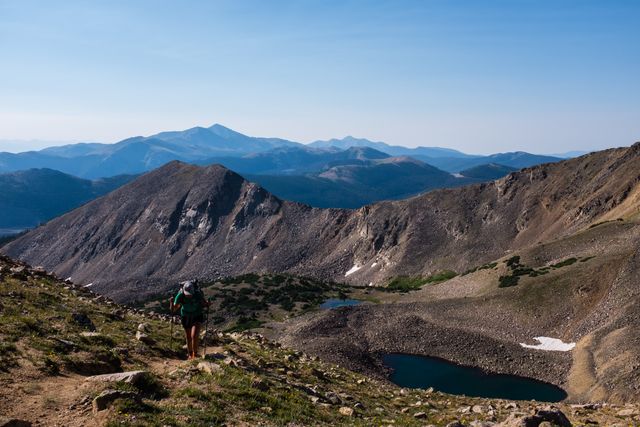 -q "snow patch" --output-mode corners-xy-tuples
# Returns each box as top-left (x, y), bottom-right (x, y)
(520, 337), (576, 352)
(452, 173), (464, 178)
(84, 283), (94, 288)
(345, 265), (362, 277)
